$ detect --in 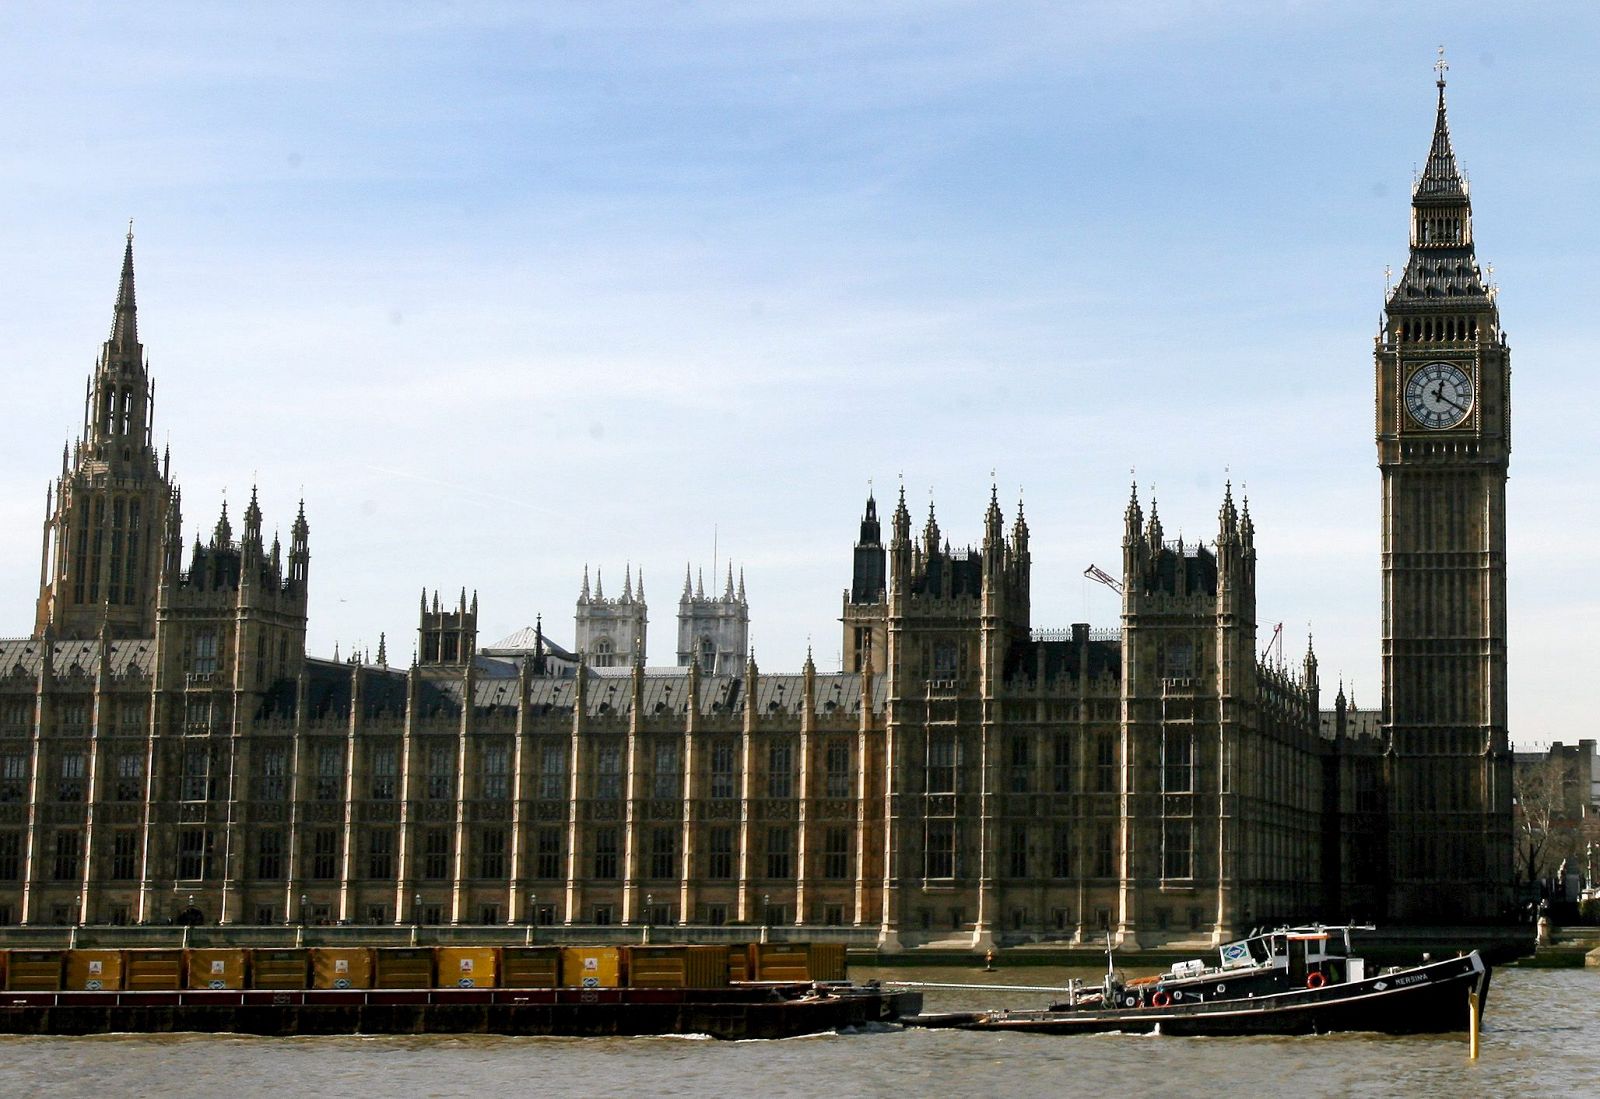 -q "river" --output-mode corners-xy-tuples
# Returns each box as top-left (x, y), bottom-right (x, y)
(2, 965), (1593, 1098)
